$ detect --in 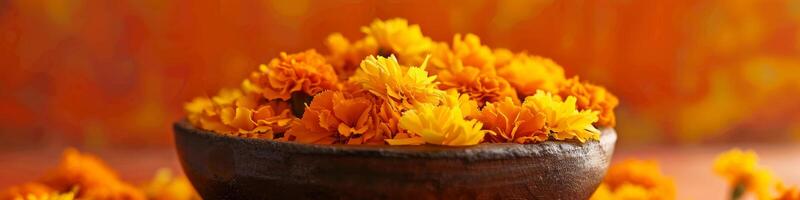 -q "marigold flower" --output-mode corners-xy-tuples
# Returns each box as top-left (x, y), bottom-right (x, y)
(0, 183), (55, 200)
(498, 55), (566, 96)
(324, 33), (378, 76)
(361, 18), (435, 65)
(558, 77), (619, 127)
(430, 33), (496, 71)
(395, 103), (487, 146)
(140, 169), (200, 200)
(287, 90), (384, 144)
(441, 89), (480, 119)
(185, 89), (296, 138)
(593, 160), (676, 200)
(476, 97), (547, 143)
(10, 189), (76, 200)
(714, 148), (780, 200)
(38, 148), (146, 200)
(247, 50), (338, 100)
(777, 186), (800, 200)
(349, 55), (444, 112)
(523, 91), (600, 142)
(492, 48), (517, 68)
(437, 63), (518, 107)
